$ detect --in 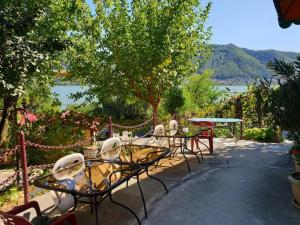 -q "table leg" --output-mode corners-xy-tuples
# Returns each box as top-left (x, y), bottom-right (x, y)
(136, 174), (147, 218)
(240, 121), (243, 140)
(94, 197), (99, 225)
(91, 196), (93, 214)
(108, 191), (141, 225)
(182, 138), (191, 173)
(146, 167), (168, 194)
(183, 138), (201, 163)
(233, 123), (237, 144)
